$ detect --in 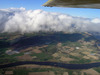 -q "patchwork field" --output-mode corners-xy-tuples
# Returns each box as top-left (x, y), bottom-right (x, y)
(0, 32), (100, 75)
